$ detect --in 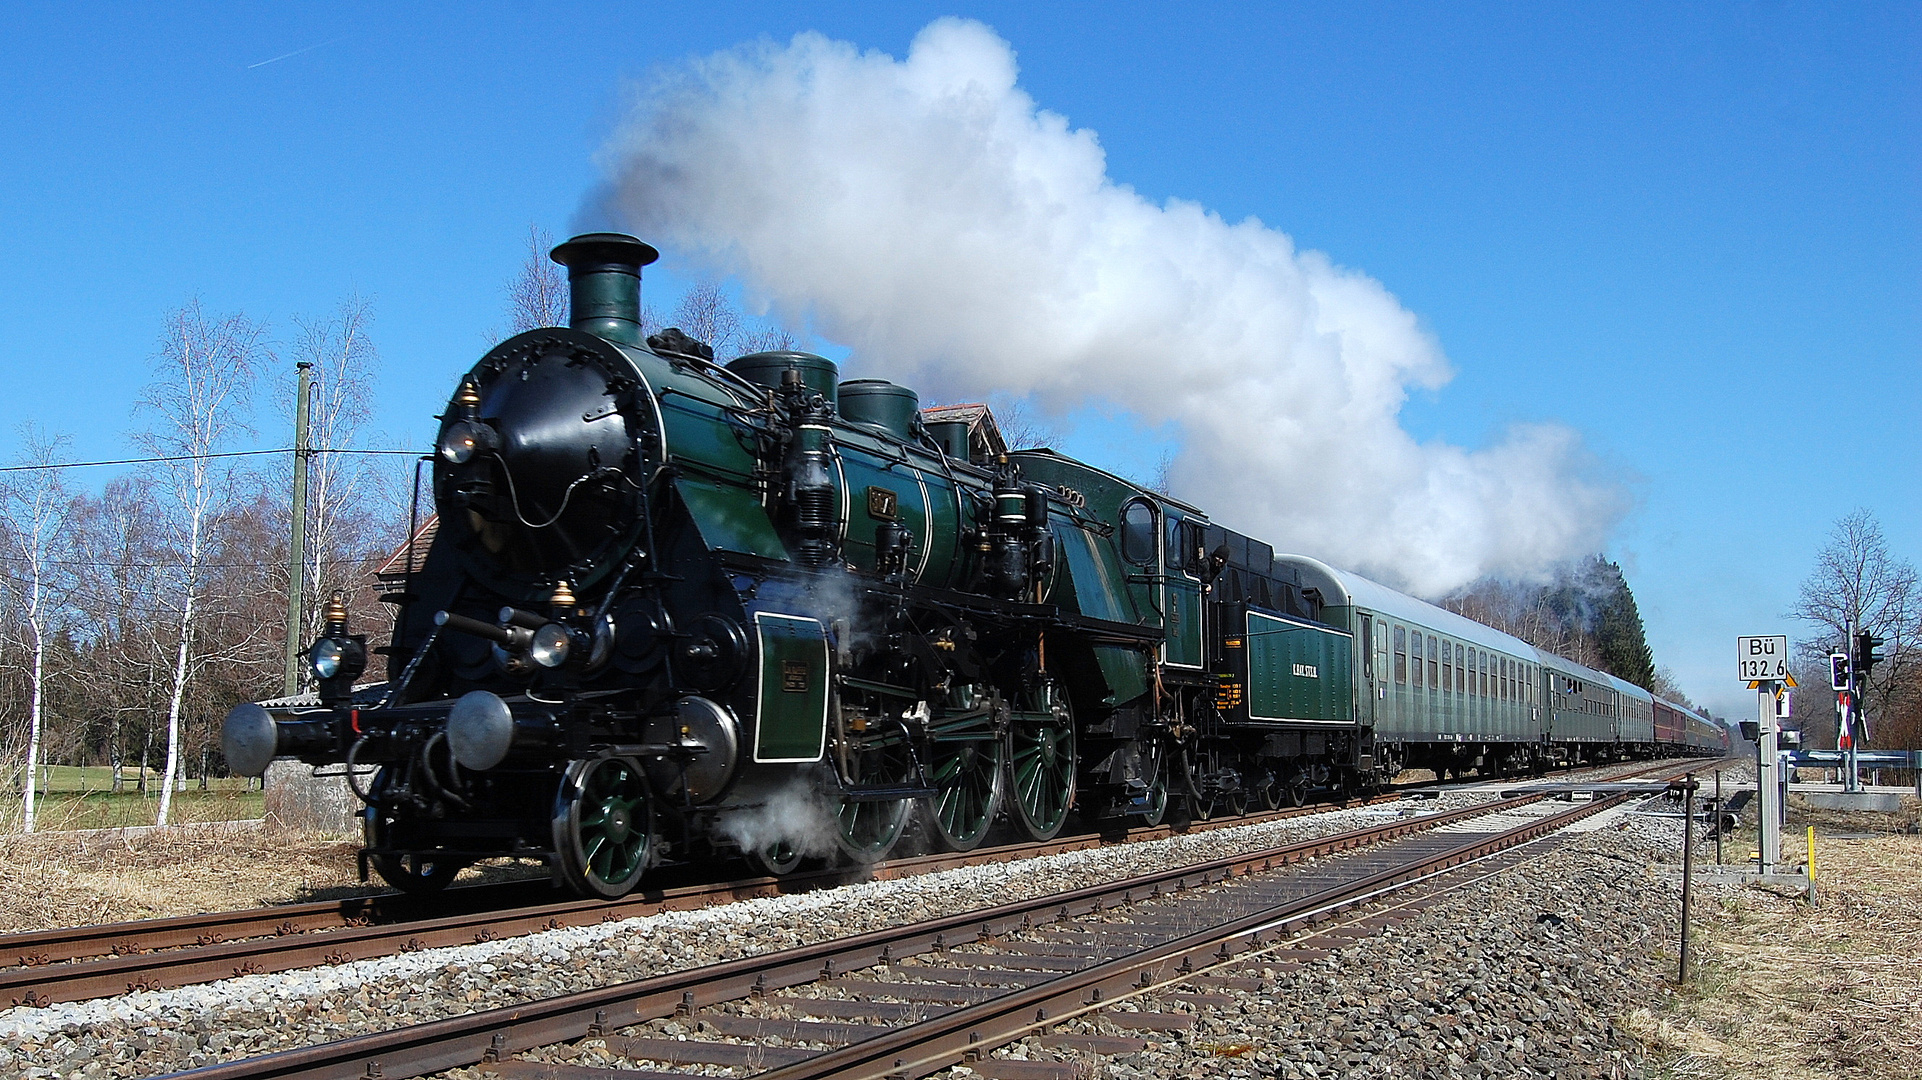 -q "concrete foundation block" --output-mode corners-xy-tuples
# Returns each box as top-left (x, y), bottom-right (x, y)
(1801, 791), (1903, 813)
(263, 759), (370, 836)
